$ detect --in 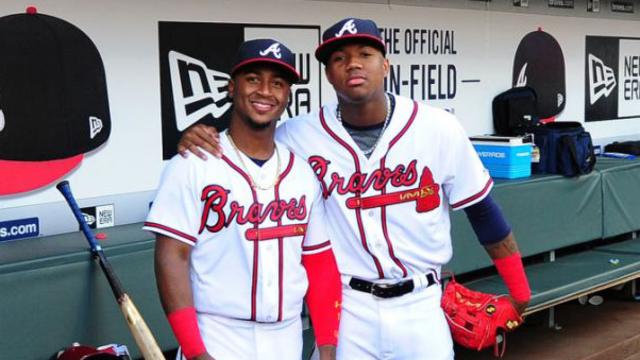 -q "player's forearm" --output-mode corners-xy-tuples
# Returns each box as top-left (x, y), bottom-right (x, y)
(155, 235), (208, 358)
(483, 232), (519, 259)
(317, 345), (337, 360)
